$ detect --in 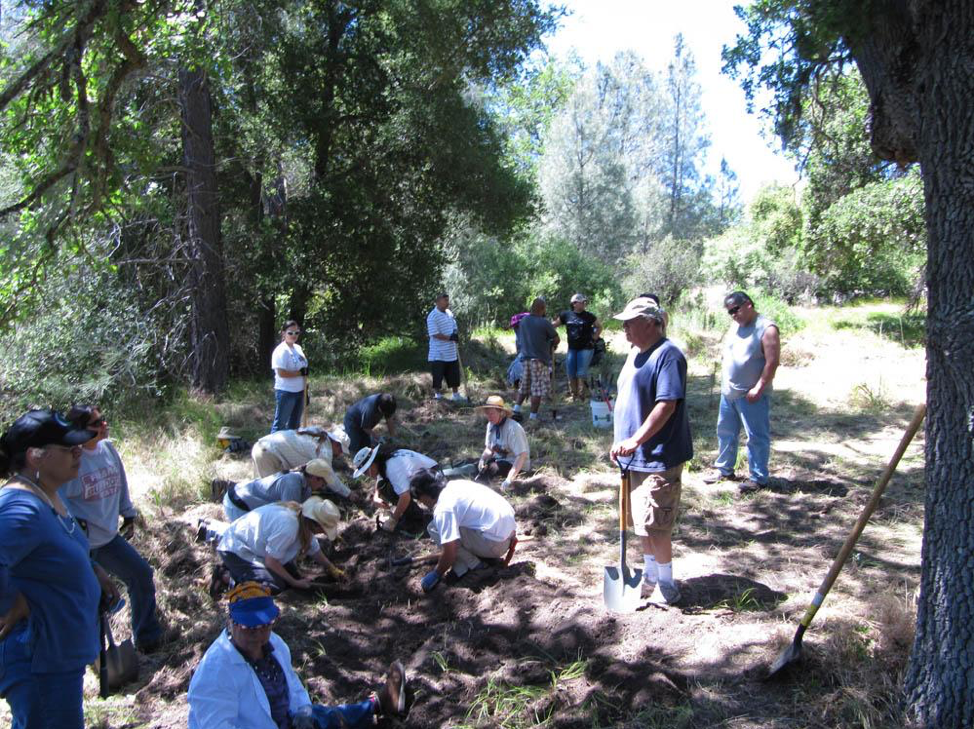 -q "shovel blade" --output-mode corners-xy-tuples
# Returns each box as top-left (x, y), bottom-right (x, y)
(104, 639), (139, 690)
(766, 634), (803, 681)
(603, 564), (643, 613)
